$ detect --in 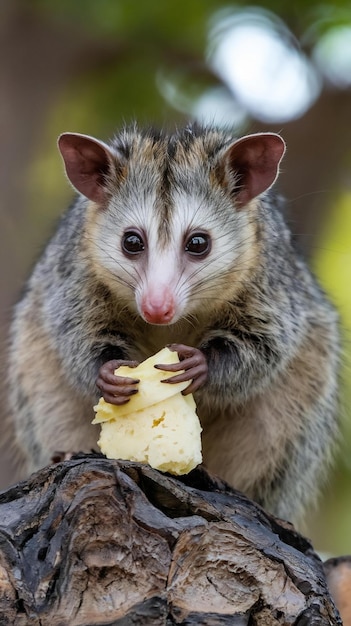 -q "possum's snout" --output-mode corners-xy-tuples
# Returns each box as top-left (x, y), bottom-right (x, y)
(140, 285), (176, 325)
